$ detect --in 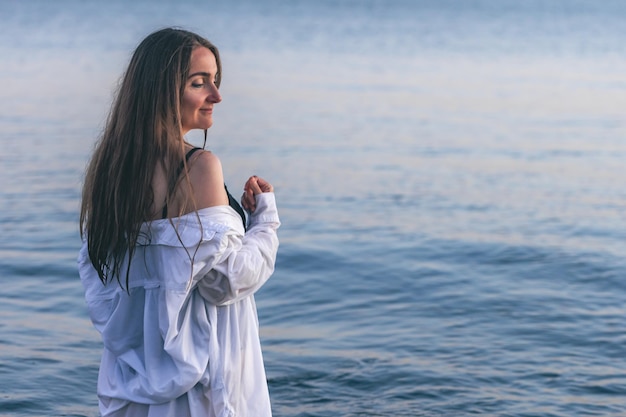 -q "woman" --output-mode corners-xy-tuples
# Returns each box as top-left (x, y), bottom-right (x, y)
(78, 28), (280, 417)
